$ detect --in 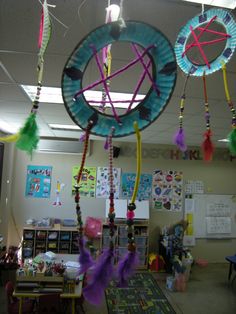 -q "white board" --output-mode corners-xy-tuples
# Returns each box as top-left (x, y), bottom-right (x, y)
(130, 200), (150, 219)
(105, 199), (127, 219)
(193, 194), (236, 238)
